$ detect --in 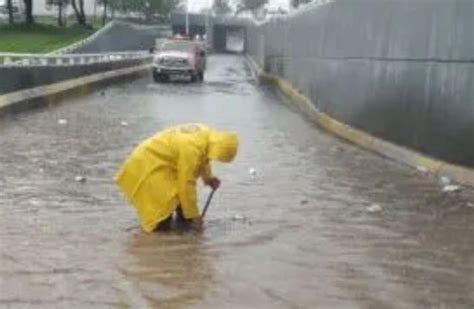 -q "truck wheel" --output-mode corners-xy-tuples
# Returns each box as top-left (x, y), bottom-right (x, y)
(153, 72), (161, 83)
(154, 73), (168, 83)
(198, 71), (204, 82)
